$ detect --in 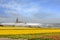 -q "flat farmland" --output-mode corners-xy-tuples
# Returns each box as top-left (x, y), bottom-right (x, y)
(0, 27), (60, 40)
(0, 27), (60, 35)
